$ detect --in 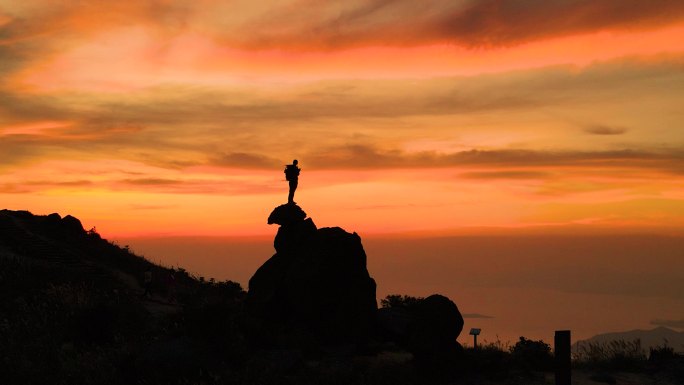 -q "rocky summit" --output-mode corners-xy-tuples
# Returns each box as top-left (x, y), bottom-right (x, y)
(247, 203), (378, 349)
